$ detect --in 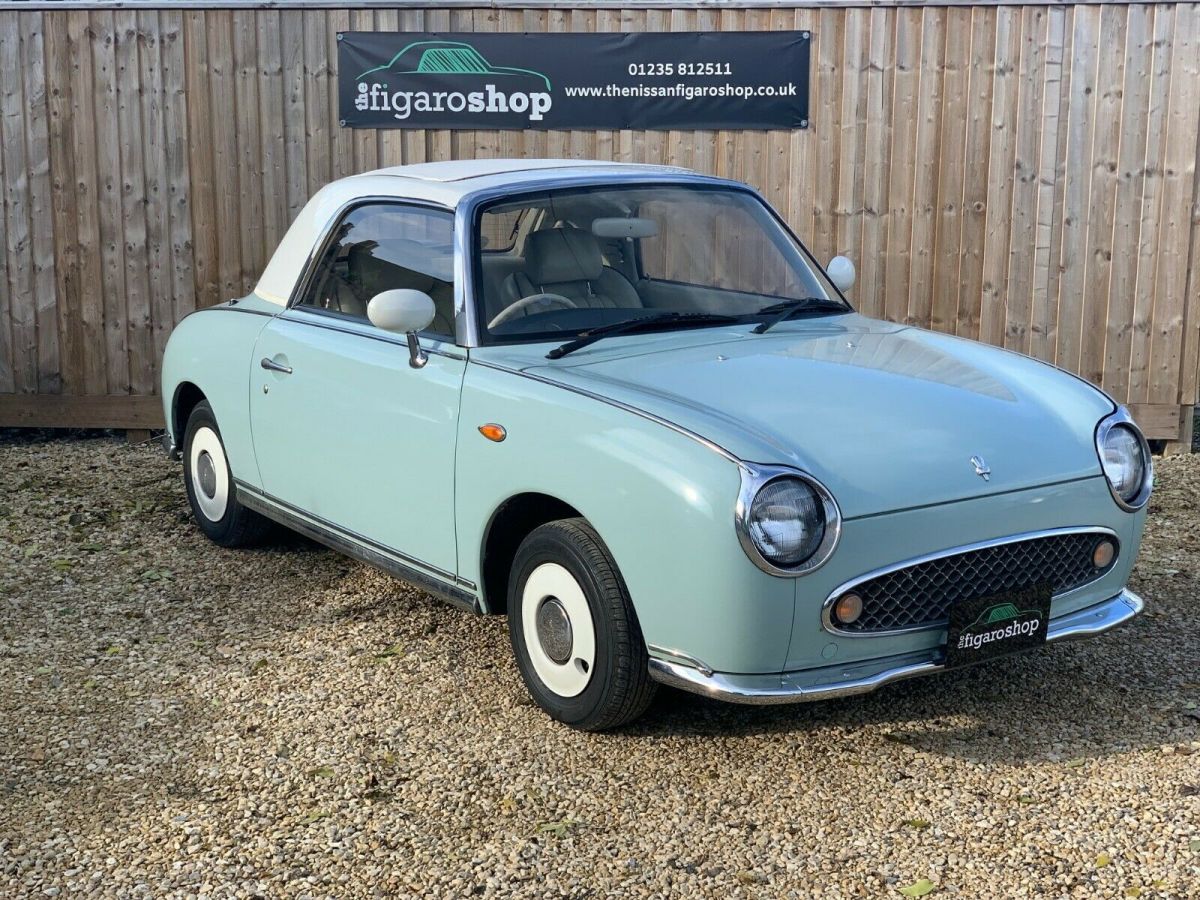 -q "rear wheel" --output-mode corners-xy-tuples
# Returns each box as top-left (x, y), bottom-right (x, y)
(508, 518), (657, 730)
(183, 401), (272, 547)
